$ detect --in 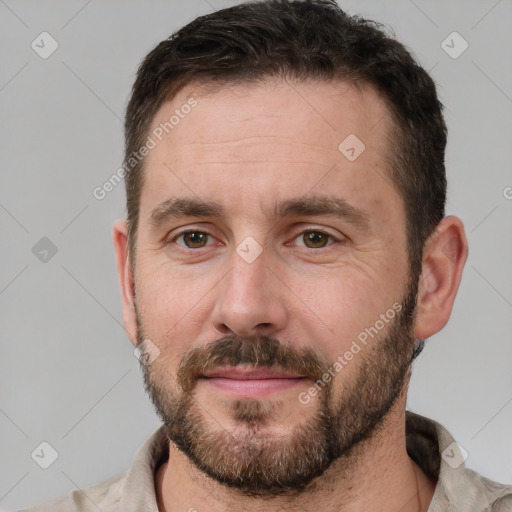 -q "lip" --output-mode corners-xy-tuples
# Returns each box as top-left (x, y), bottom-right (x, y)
(203, 367), (305, 379)
(200, 367), (307, 398)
